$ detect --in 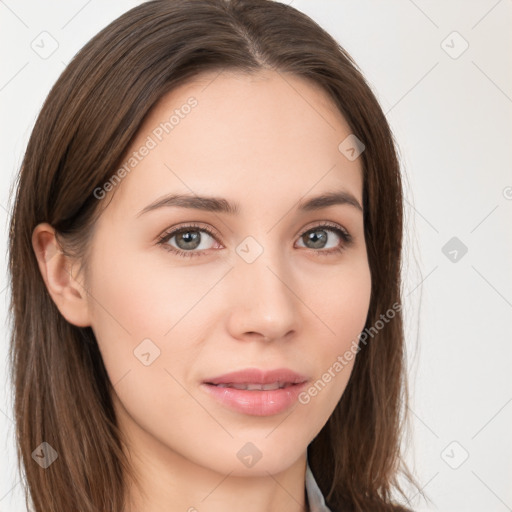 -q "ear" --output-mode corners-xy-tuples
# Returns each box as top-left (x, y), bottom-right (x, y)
(32, 222), (92, 327)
